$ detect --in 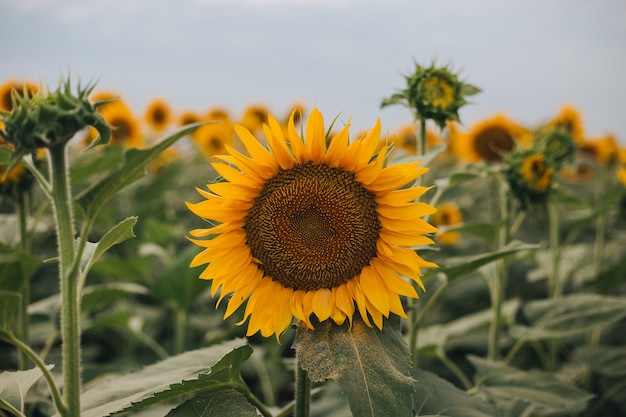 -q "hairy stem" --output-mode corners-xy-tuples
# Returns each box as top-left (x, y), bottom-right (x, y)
(294, 355), (310, 417)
